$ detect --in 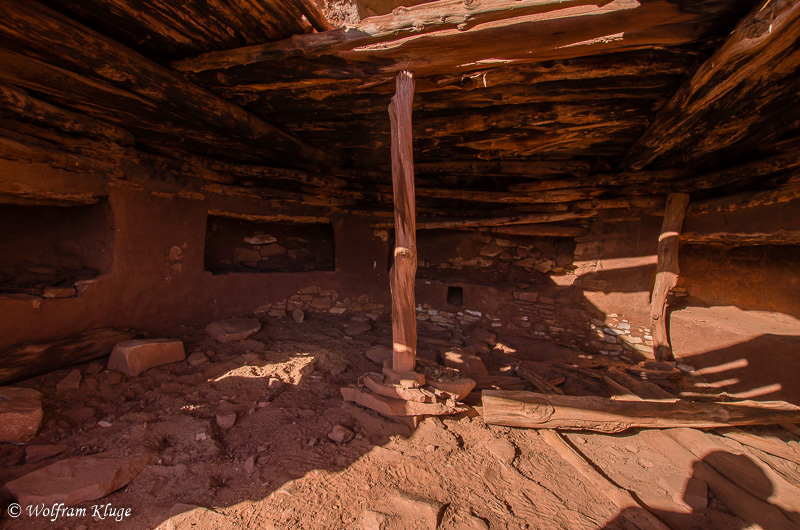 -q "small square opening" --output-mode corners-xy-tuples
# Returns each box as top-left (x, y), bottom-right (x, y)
(446, 286), (464, 306)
